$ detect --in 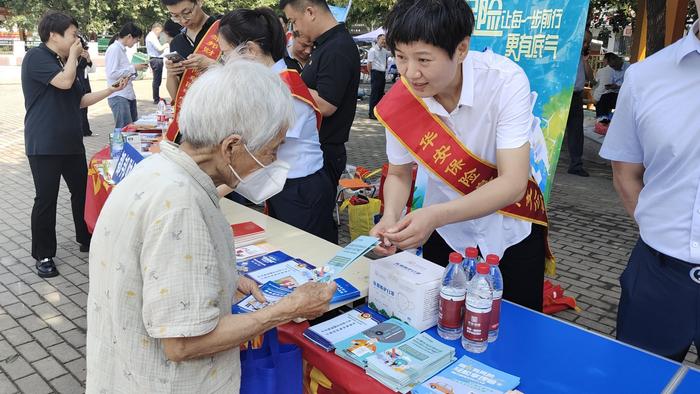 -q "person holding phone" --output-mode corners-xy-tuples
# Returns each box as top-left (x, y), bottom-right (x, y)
(105, 22), (148, 128)
(162, 0), (220, 106)
(22, 11), (128, 278)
